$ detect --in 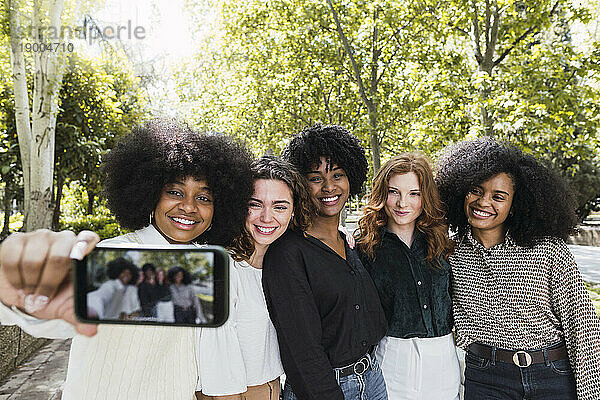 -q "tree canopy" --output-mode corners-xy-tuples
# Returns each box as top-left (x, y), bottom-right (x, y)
(176, 0), (600, 219)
